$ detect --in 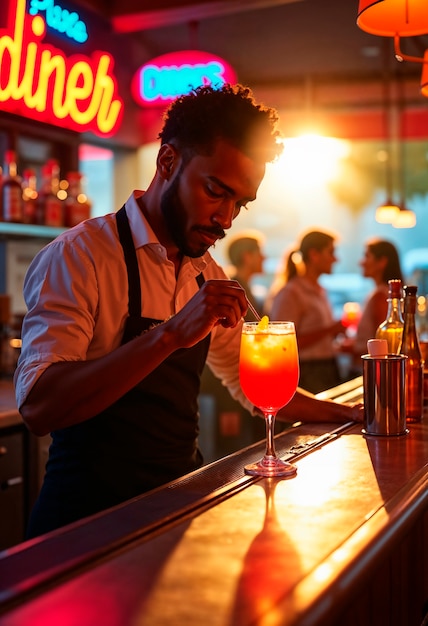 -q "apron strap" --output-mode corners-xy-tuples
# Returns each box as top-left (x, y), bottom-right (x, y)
(116, 203), (205, 318)
(196, 272), (205, 288)
(116, 205), (142, 317)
